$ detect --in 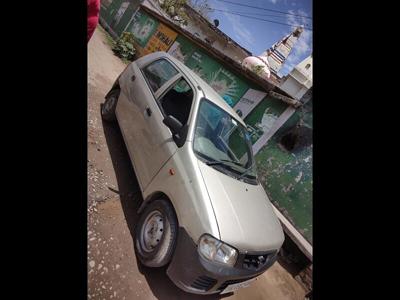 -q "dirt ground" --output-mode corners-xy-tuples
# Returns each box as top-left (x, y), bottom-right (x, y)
(87, 27), (307, 300)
